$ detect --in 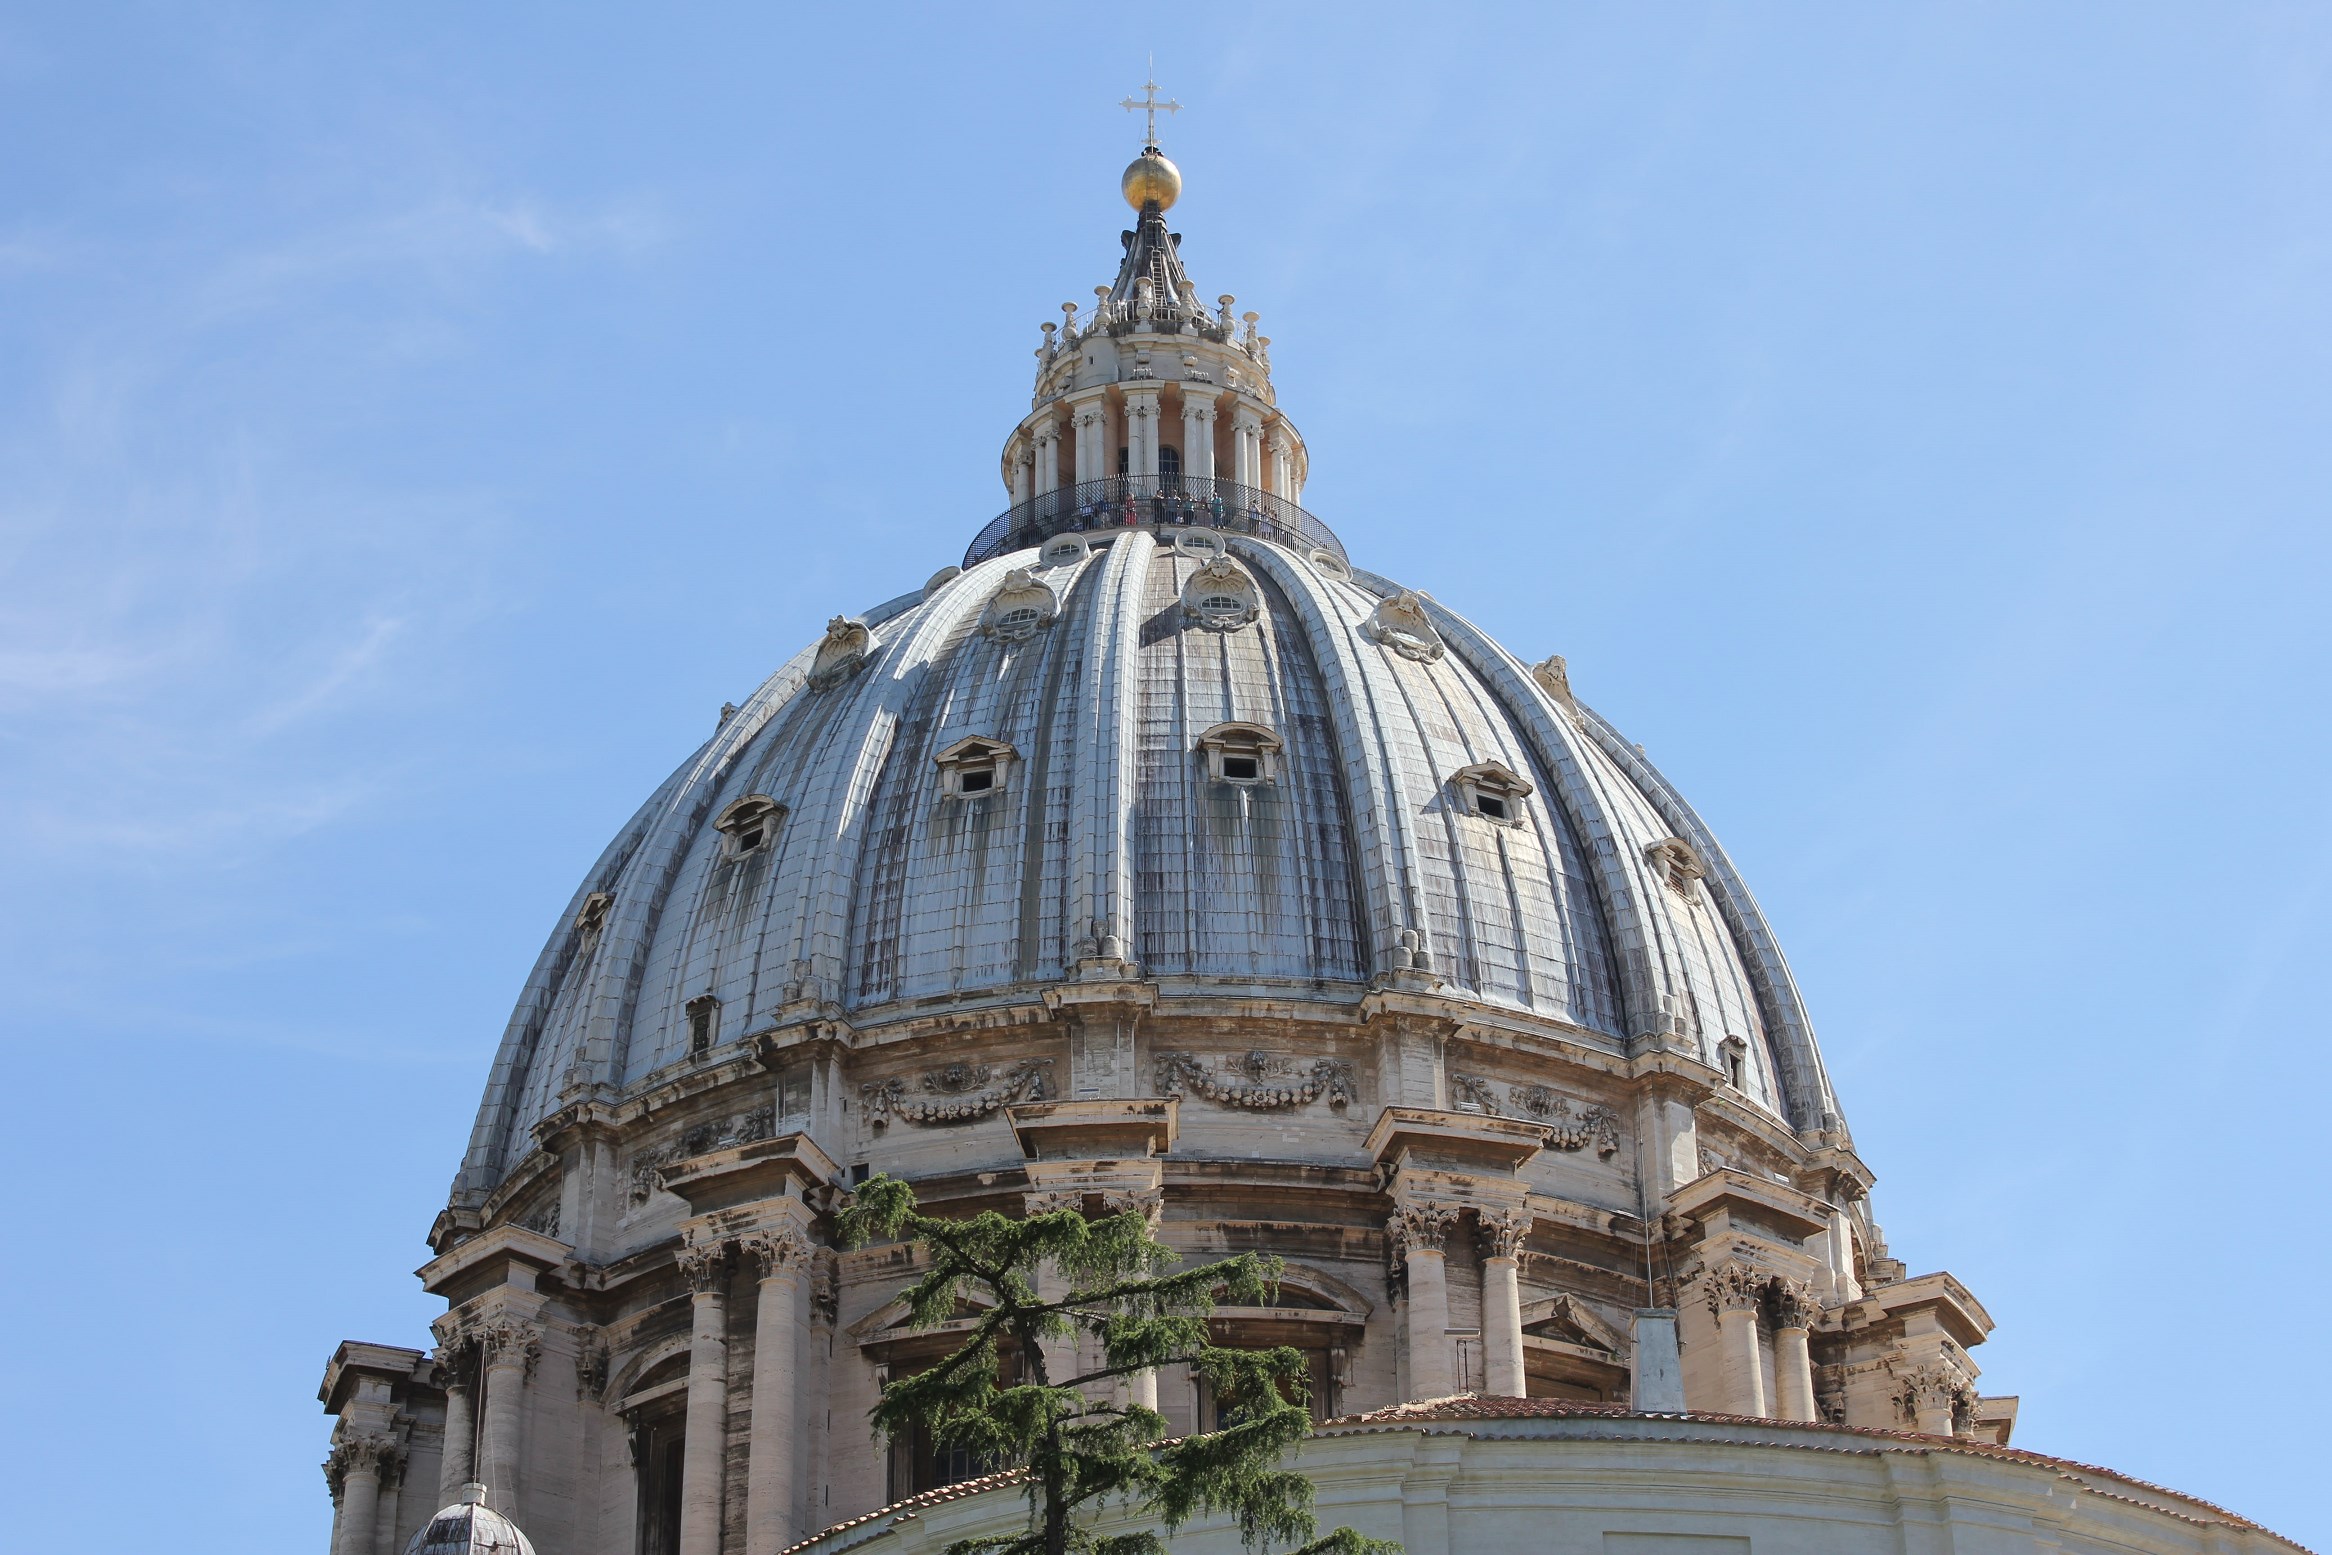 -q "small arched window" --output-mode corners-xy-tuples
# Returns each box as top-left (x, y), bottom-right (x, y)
(714, 796), (785, 860)
(1195, 721), (1284, 785)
